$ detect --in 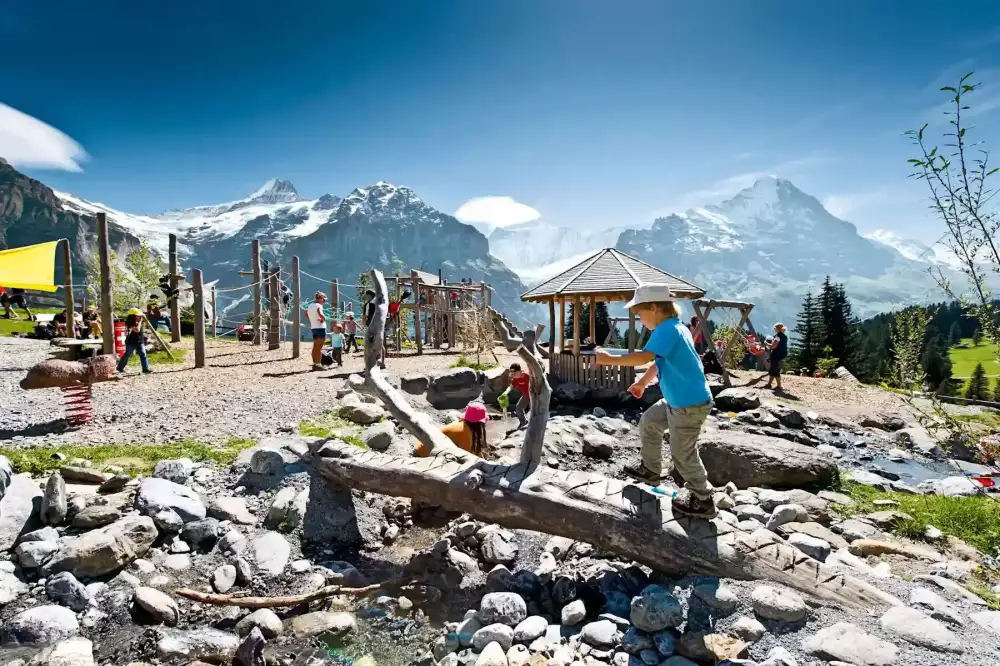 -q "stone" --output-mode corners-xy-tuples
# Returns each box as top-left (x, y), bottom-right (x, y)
(535, 552), (557, 576)
(924, 525), (944, 540)
(848, 539), (942, 562)
(363, 421), (396, 451)
(552, 576), (578, 606)
(919, 475), (981, 496)
(659, 658), (697, 666)
(25, 635), (95, 666)
(134, 586), (179, 626)
(340, 403), (387, 425)
(879, 606), (961, 653)
(135, 478), (206, 523)
(860, 412), (906, 431)
(153, 508), (184, 533)
(288, 611), (357, 638)
(776, 521), (849, 549)
(265, 486), (298, 528)
(833, 518), (882, 542)
(818, 490), (854, 506)
(401, 374), (430, 394)
(481, 529), (519, 564)
(750, 585), (807, 623)
(554, 381), (590, 402)
(731, 490), (759, 505)
(234, 608), (283, 639)
(212, 564), (237, 593)
(865, 510), (912, 529)
(16, 539), (59, 568)
(651, 631), (676, 656)
(42, 516), (158, 578)
(206, 497), (255, 524)
(473, 624), (515, 651)
(764, 503), (809, 530)
(513, 616), (548, 643)
(181, 518), (220, 549)
(0, 569), (28, 606)
(771, 404), (806, 428)
(728, 616), (765, 642)
(456, 615), (483, 647)
(249, 448), (286, 475)
(475, 641), (509, 666)
(3, 605), (79, 645)
(252, 531), (290, 575)
(20, 526), (59, 542)
(676, 632), (746, 662)
(909, 587), (963, 626)
(507, 644), (530, 666)
(760, 646), (798, 666)
(714, 388), (760, 411)
(561, 599), (587, 626)
(734, 504), (767, 522)
(691, 581), (739, 614)
(620, 627), (653, 654)
(786, 533), (831, 562)
(98, 475), (130, 494)
(45, 572), (91, 611)
(694, 431), (837, 488)
(582, 433), (615, 459)
(152, 458), (194, 484)
(41, 472), (68, 526)
(155, 628), (240, 662)
(630, 585), (683, 632)
(234, 627), (265, 666)
(545, 536), (576, 561)
(801, 622), (899, 666)
(426, 368), (482, 409)
(581, 620), (618, 647)
(71, 504), (120, 529)
(969, 610), (1000, 635)
(480, 592), (528, 626)
(58, 466), (110, 484)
